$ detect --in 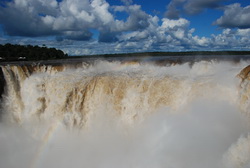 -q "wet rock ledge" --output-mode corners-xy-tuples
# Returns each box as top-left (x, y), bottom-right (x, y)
(0, 68), (5, 99)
